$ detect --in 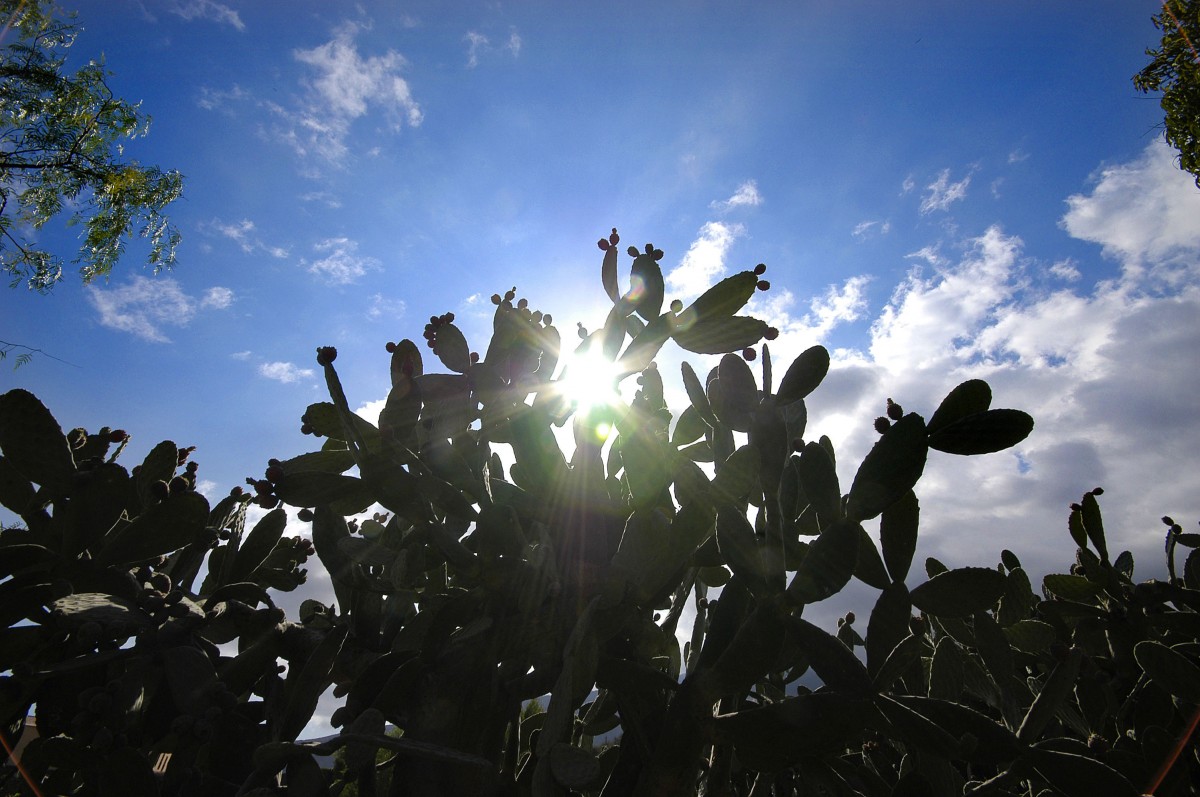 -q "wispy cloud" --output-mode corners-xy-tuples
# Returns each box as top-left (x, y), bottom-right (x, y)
(852, 219), (891, 239)
(664, 221), (745, 299)
(299, 191), (343, 209)
(196, 84), (249, 112)
(207, 218), (289, 258)
(87, 277), (231, 342)
(201, 286), (234, 309)
(710, 180), (763, 212)
(1048, 259), (1081, 281)
(229, 20), (423, 168)
(464, 27), (523, 68)
(168, 0), (244, 31)
(304, 237), (380, 285)
(367, 293), (406, 320)
(259, 361), (315, 384)
(465, 31), (488, 69)
(919, 167), (973, 214)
